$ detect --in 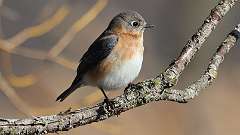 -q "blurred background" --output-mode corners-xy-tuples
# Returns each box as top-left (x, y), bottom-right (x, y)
(0, 0), (240, 135)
